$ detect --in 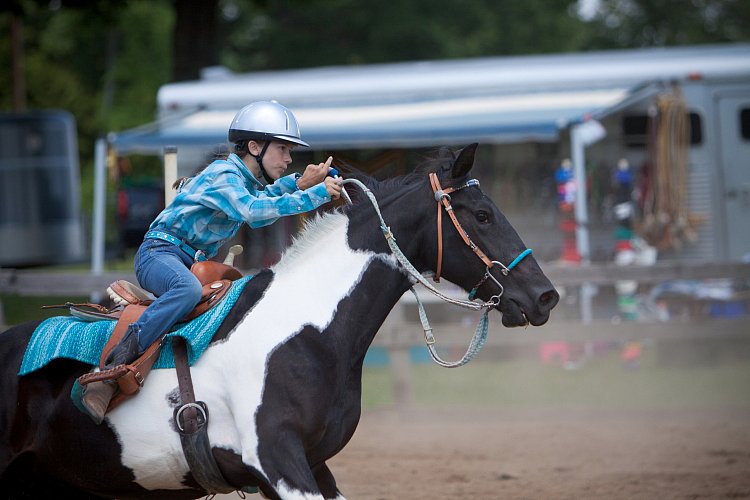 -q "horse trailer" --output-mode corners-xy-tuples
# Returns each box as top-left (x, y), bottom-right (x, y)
(109, 43), (750, 264)
(0, 110), (86, 267)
